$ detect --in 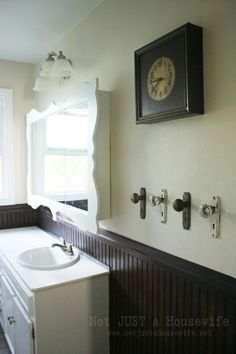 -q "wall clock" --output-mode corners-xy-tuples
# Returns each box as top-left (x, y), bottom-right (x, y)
(134, 23), (204, 124)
